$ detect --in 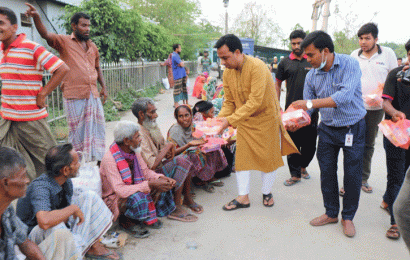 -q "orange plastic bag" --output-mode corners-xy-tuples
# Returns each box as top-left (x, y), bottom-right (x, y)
(281, 105), (311, 128)
(378, 119), (410, 149)
(364, 83), (384, 108)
